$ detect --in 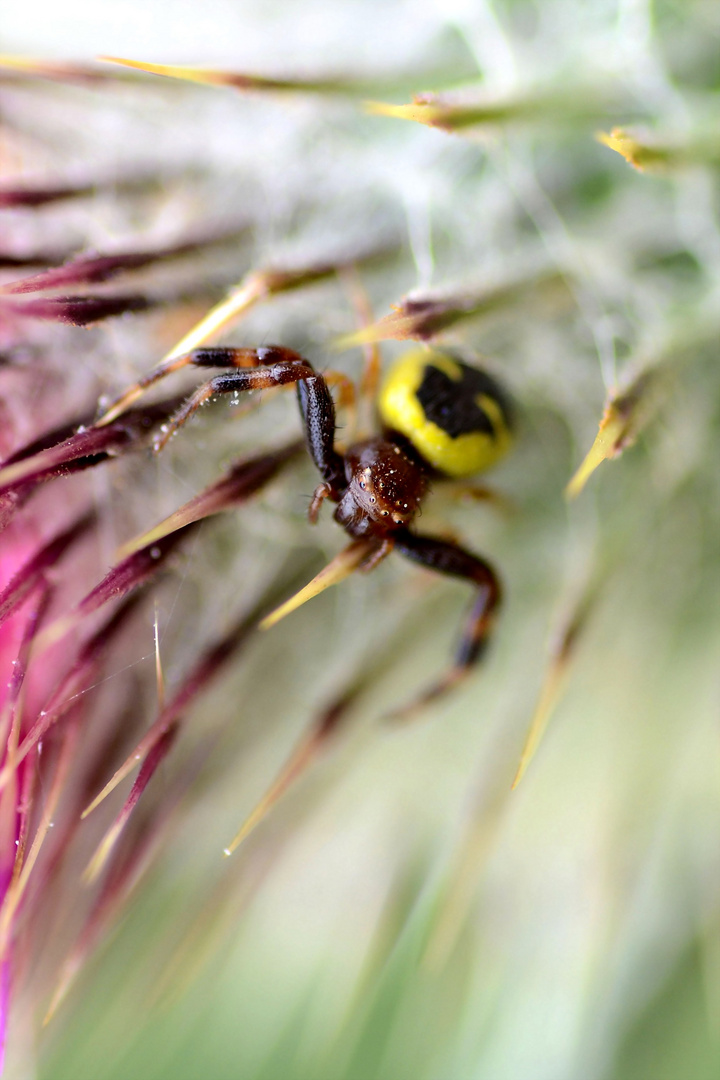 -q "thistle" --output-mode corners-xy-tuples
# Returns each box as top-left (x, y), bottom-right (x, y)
(0, 5), (719, 1078)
